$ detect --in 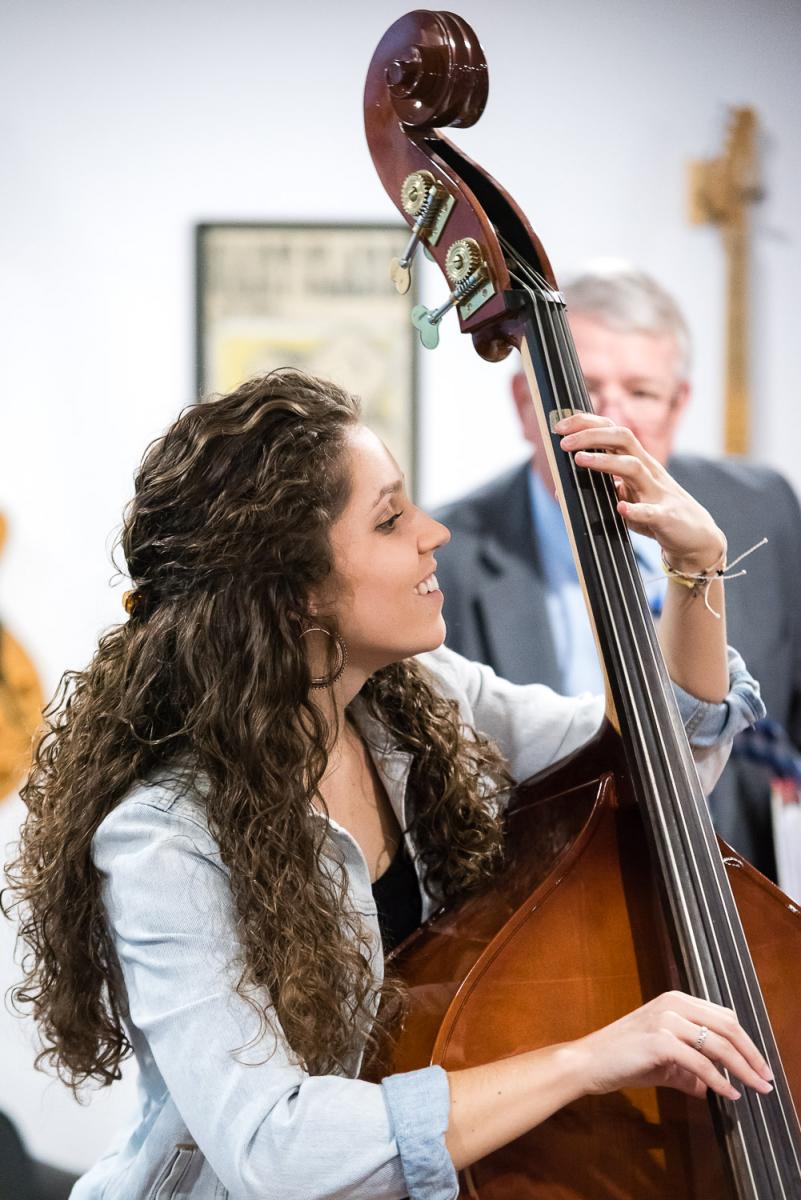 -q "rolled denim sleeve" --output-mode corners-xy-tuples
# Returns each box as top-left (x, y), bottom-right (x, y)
(419, 644), (764, 798)
(672, 645), (765, 793)
(673, 645), (765, 747)
(382, 1066), (458, 1200)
